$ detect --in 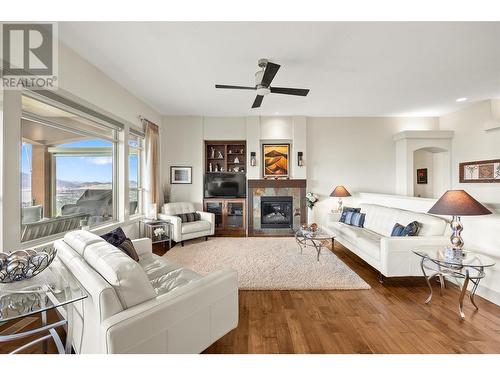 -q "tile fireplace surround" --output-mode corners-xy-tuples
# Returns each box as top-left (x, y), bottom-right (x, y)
(248, 179), (307, 236)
